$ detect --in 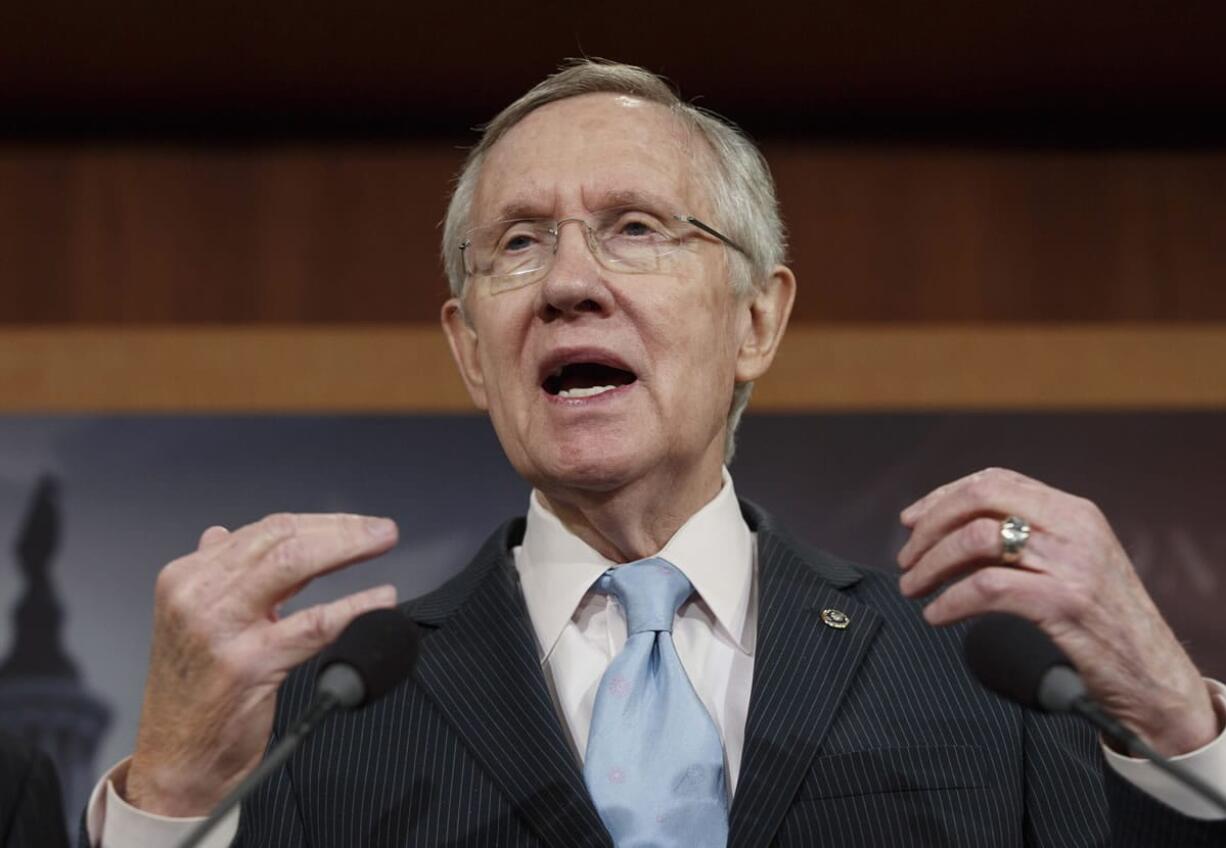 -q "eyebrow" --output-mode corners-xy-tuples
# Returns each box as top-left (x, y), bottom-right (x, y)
(592, 189), (677, 214)
(489, 189), (681, 224)
(493, 201), (551, 222)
